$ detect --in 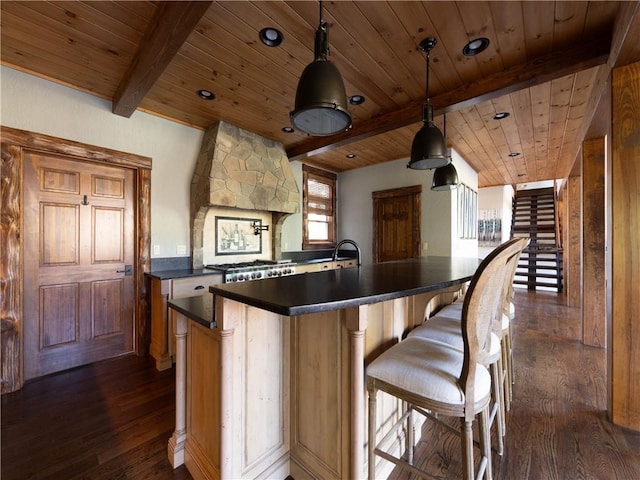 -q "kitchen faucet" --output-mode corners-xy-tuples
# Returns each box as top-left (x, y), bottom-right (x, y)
(332, 239), (362, 266)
